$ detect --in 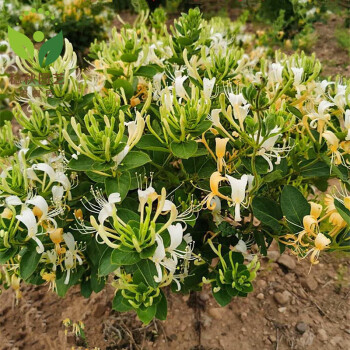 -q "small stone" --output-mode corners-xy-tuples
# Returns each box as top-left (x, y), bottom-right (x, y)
(277, 255), (296, 270)
(278, 307), (287, 313)
(267, 250), (280, 262)
(296, 322), (308, 334)
(274, 291), (290, 305)
(300, 276), (318, 291)
(199, 292), (209, 302)
(269, 335), (277, 343)
(257, 280), (267, 289)
(299, 331), (314, 346)
(318, 328), (328, 341)
(257, 293), (265, 300)
(240, 312), (248, 321)
(208, 308), (223, 320)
